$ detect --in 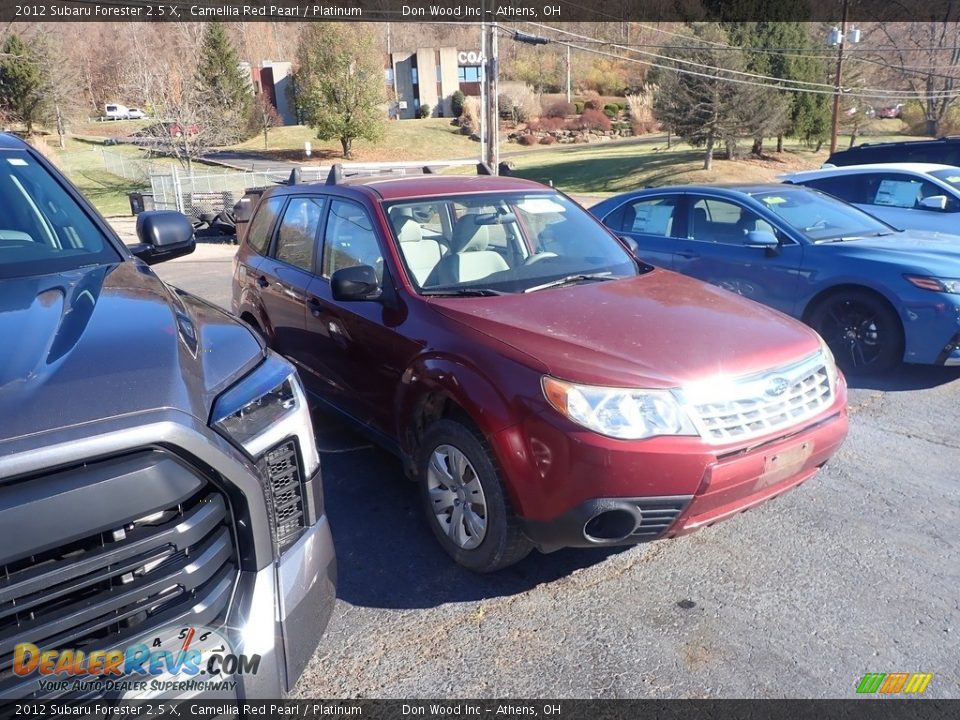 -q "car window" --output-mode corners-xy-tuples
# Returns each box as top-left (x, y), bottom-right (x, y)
(275, 197), (324, 271)
(802, 176), (863, 203)
(689, 197), (777, 245)
(751, 188), (892, 241)
(862, 173), (953, 210)
(612, 197), (681, 237)
(247, 196), (285, 256)
(0, 149), (121, 279)
(322, 200), (383, 281)
(383, 192), (640, 294)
